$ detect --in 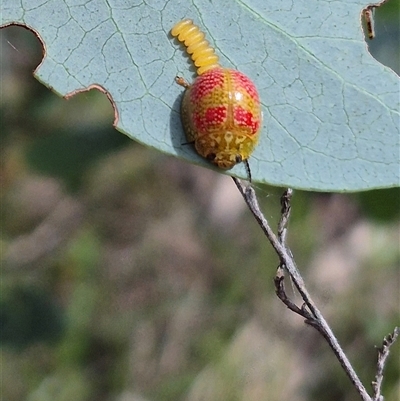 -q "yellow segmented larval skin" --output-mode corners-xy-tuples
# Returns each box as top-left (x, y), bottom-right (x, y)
(171, 19), (220, 75)
(171, 19), (261, 169)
